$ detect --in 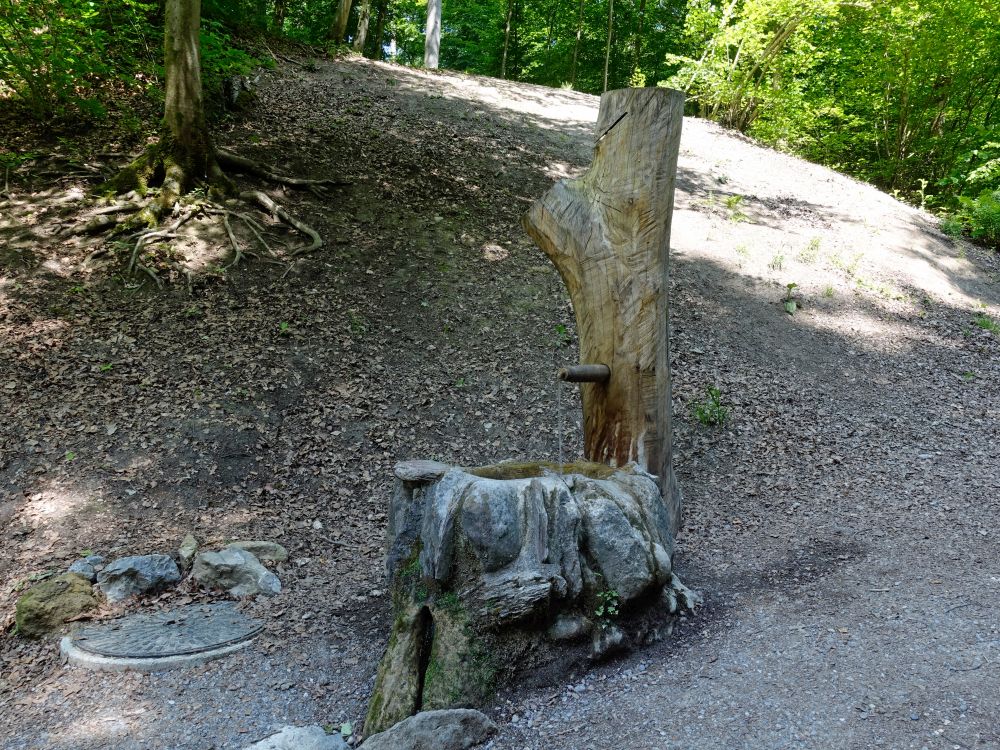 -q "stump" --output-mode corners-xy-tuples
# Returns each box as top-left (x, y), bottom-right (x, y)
(364, 461), (698, 734)
(524, 87), (685, 533)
